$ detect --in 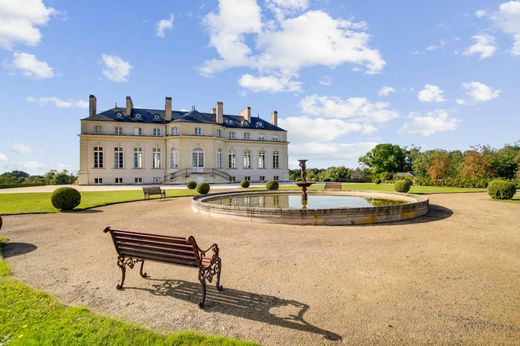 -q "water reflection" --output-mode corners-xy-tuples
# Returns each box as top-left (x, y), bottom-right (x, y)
(207, 194), (405, 209)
